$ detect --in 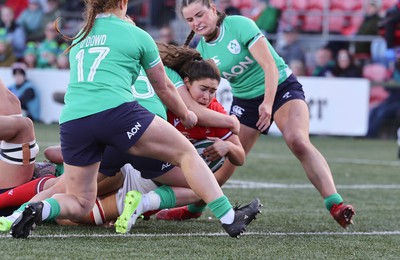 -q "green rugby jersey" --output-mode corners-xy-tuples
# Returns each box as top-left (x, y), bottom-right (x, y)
(196, 15), (291, 99)
(132, 66), (184, 120)
(60, 14), (160, 124)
